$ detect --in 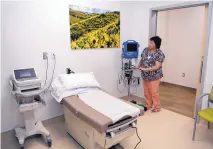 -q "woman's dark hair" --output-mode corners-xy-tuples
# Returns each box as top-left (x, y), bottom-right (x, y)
(150, 36), (162, 49)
